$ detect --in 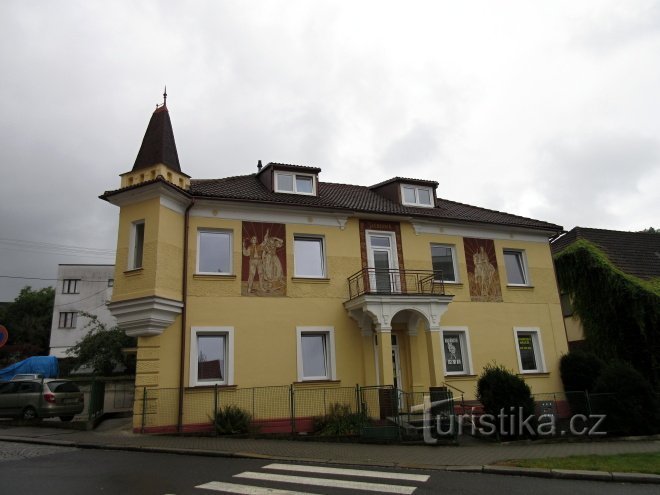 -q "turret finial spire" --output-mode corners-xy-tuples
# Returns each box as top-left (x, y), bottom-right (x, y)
(163, 86), (167, 106)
